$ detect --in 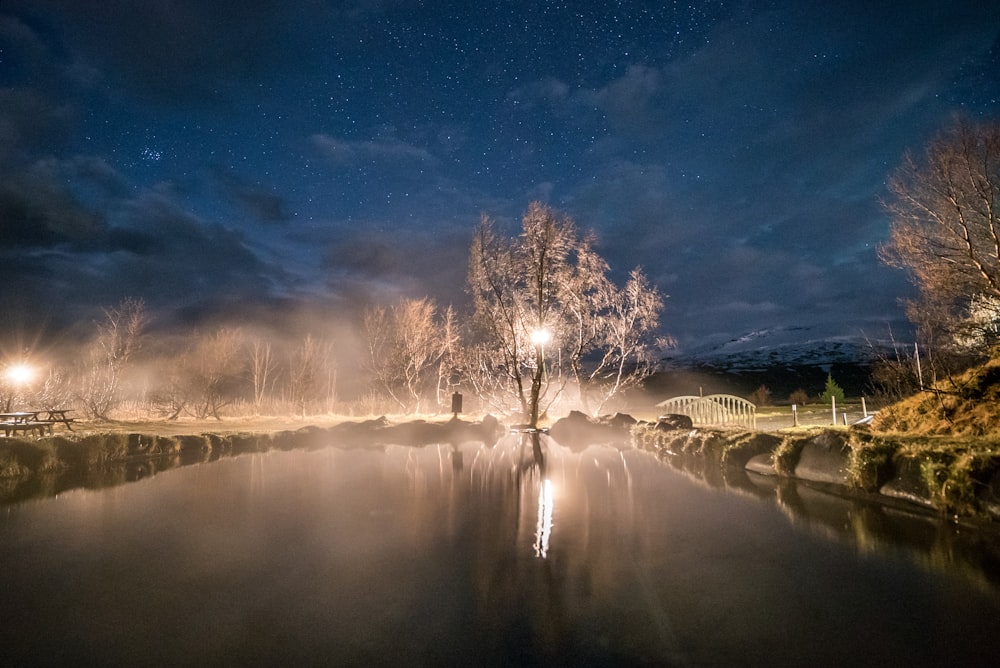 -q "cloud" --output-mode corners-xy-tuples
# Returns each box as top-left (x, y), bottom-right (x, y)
(583, 65), (668, 138)
(506, 77), (572, 109)
(210, 167), (289, 224)
(0, 88), (74, 162)
(0, 166), (106, 249)
(0, 147), (294, 331)
(311, 134), (436, 166)
(11, 0), (312, 105)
